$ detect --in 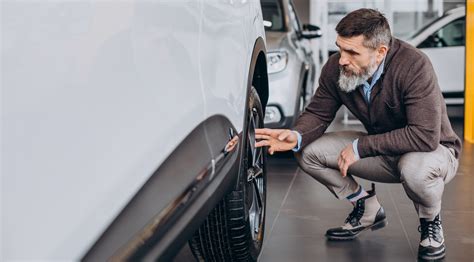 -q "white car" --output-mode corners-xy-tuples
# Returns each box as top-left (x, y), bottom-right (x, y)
(407, 6), (466, 105)
(261, 0), (321, 128)
(2, 1), (269, 261)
